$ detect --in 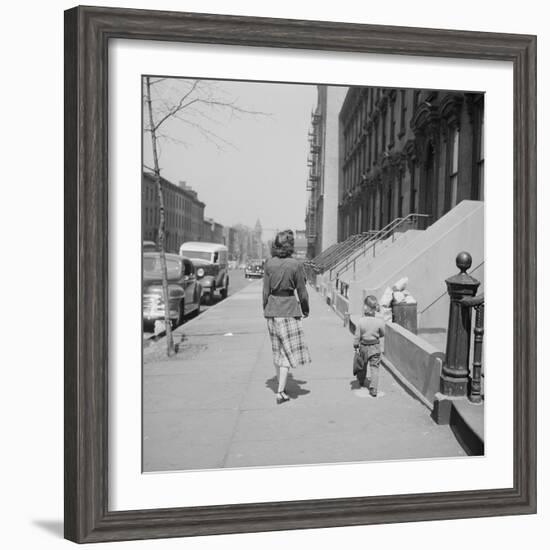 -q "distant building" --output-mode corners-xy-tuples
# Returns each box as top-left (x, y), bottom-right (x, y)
(142, 172), (205, 253)
(253, 219), (264, 259)
(338, 87), (484, 239)
(231, 223), (266, 264)
(223, 226), (238, 259)
(202, 217), (224, 244)
(305, 85), (349, 258)
(294, 229), (307, 260)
